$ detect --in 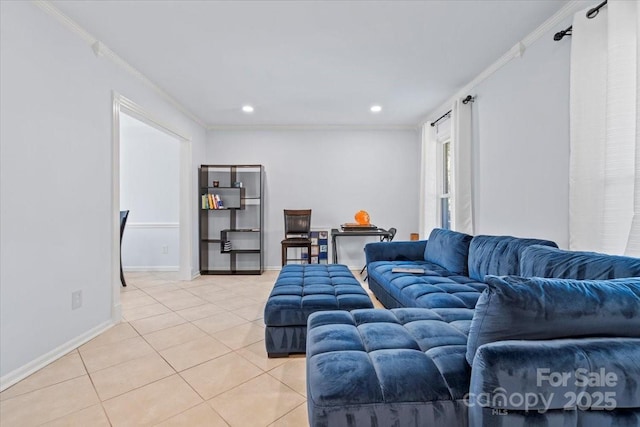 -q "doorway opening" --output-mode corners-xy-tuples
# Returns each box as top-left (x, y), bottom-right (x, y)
(120, 113), (180, 275)
(111, 93), (192, 320)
